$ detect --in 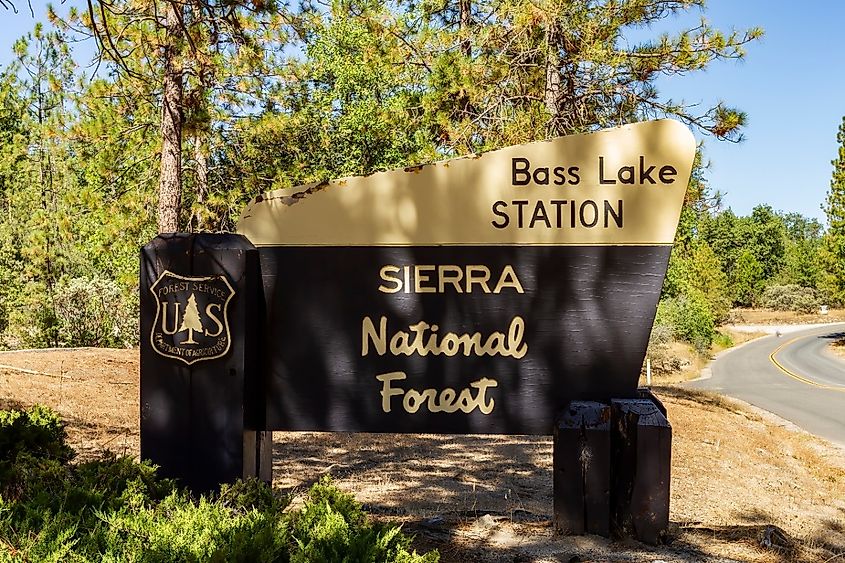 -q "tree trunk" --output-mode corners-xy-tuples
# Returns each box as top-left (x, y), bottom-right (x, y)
(545, 19), (563, 137)
(192, 133), (208, 231)
(158, 0), (184, 233)
(459, 0), (471, 57)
